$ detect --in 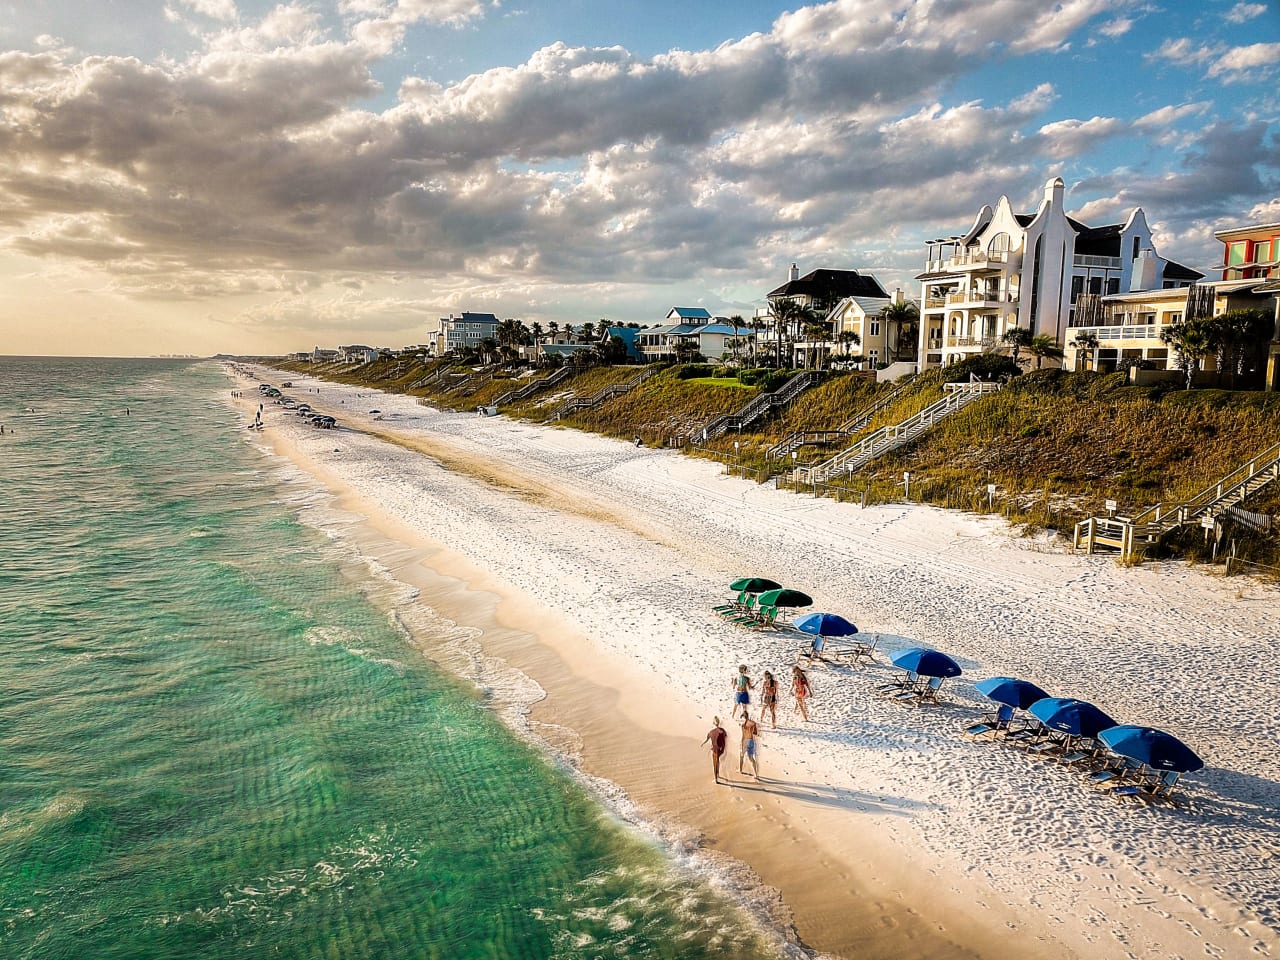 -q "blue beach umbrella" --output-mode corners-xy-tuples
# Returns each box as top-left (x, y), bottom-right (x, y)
(889, 647), (962, 678)
(793, 612), (859, 638)
(1098, 726), (1204, 773)
(1026, 697), (1117, 738)
(974, 677), (1050, 711)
